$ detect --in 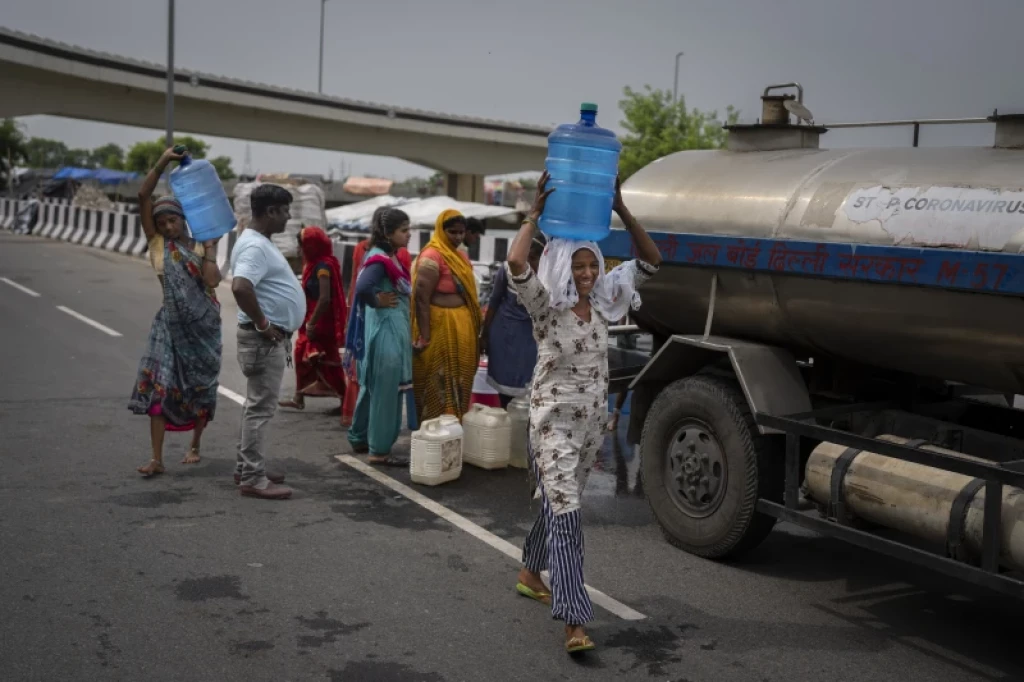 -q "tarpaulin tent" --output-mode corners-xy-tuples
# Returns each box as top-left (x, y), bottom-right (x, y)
(342, 176), (393, 196)
(52, 167), (139, 184)
(325, 195), (419, 232)
(91, 168), (139, 185)
(399, 195), (518, 227)
(52, 167), (95, 181)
